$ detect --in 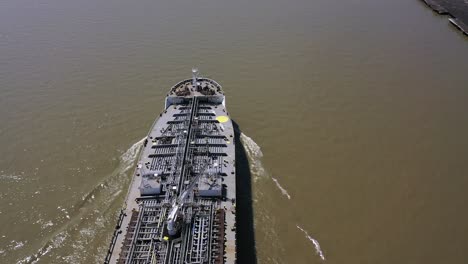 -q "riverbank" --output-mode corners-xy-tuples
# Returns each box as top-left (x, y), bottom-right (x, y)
(421, 0), (468, 35)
